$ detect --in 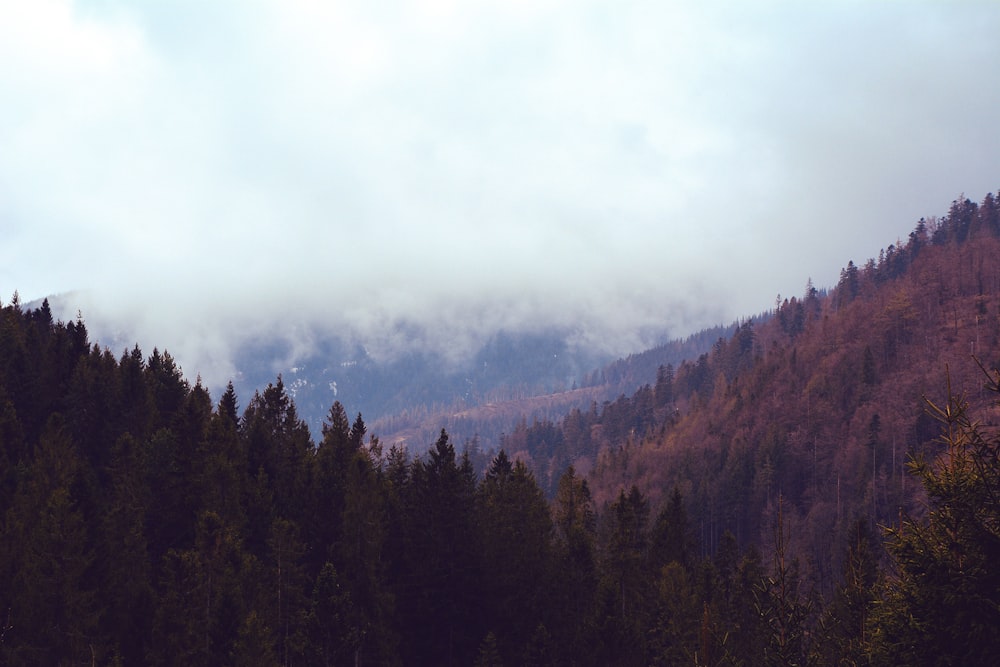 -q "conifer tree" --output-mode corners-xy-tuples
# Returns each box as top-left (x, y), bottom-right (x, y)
(2, 415), (98, 664)
(755, 495), (813, 666)
(871, 367), (1000, 665)
(337, 436), (395, 665)
(303, 562), (361, 666)
(398, 430), (482, 666)
(649, 486), (696, 573)
(477, 451), (553, 662)
(98, 433), (154, 665)
(473, 632), (504, 667)
(549, 466), (597, 662)
(242, 377), (311, 523)
(594, 485), (651, 665)
(304, 400), (354, 570)
(815, 518), (877, 666)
